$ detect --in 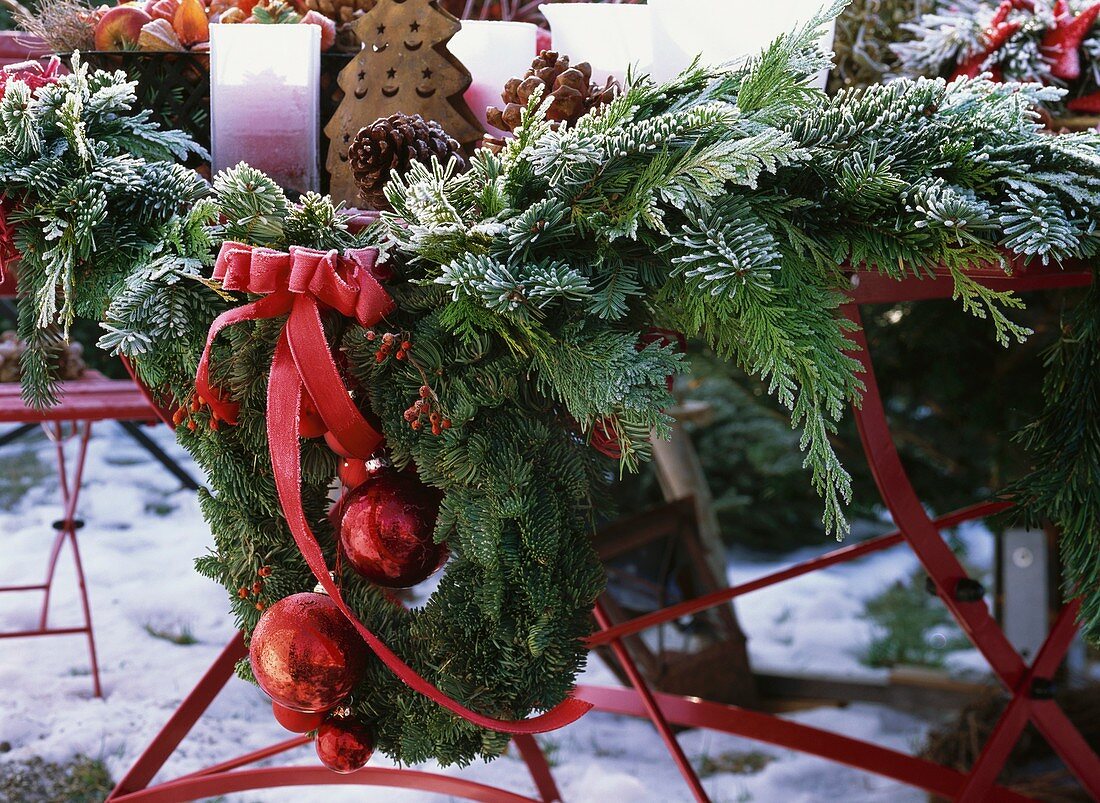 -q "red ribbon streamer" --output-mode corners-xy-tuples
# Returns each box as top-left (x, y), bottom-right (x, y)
(196, 240), (591, 734)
